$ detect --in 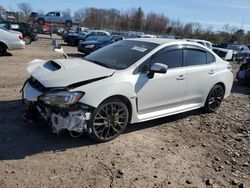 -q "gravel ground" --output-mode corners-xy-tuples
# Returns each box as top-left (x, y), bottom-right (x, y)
(0, 35), (249, 188)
